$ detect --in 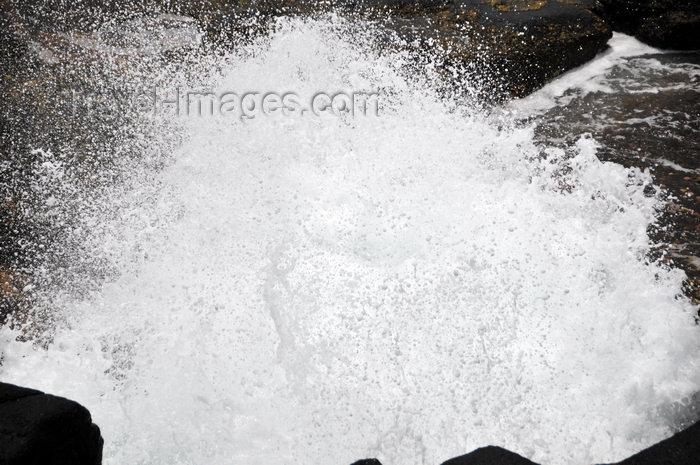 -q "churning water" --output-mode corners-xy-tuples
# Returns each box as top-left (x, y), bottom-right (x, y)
(1, 18), (699, 465)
